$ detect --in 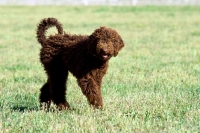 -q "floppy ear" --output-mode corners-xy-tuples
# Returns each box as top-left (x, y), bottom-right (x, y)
(114, 37), (124, 57)
(87, 35), (98, 55)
